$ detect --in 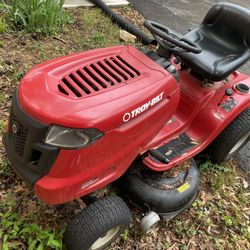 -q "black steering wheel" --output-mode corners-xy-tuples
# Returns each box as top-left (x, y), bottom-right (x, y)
(144, 20), (202, 54)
